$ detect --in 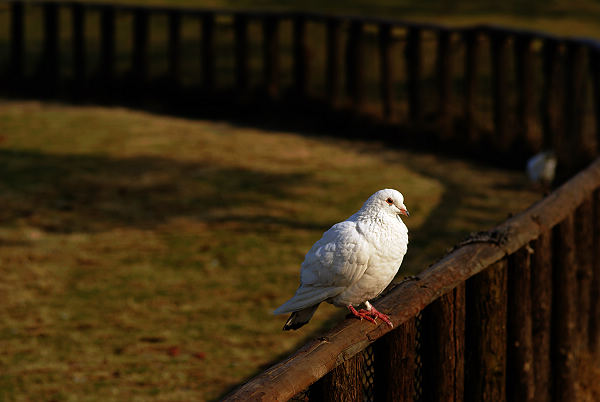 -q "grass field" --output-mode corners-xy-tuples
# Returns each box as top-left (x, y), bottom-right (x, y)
(0, 99), (543, 400)
(0, 1), (599, 399)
